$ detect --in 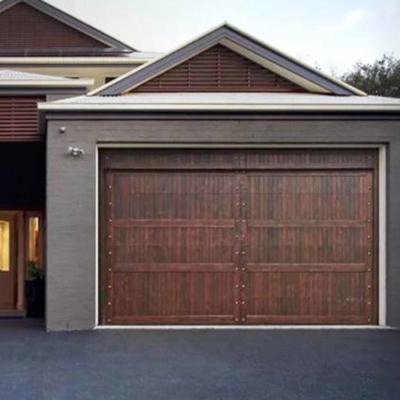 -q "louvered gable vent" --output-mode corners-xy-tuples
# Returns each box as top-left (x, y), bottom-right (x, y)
(133, 45), (306, 93)
(0, 97), (42, 141)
